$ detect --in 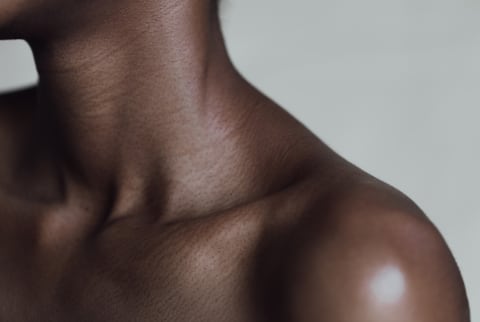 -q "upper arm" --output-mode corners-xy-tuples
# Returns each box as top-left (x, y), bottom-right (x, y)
(287, 186), (470, 322)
